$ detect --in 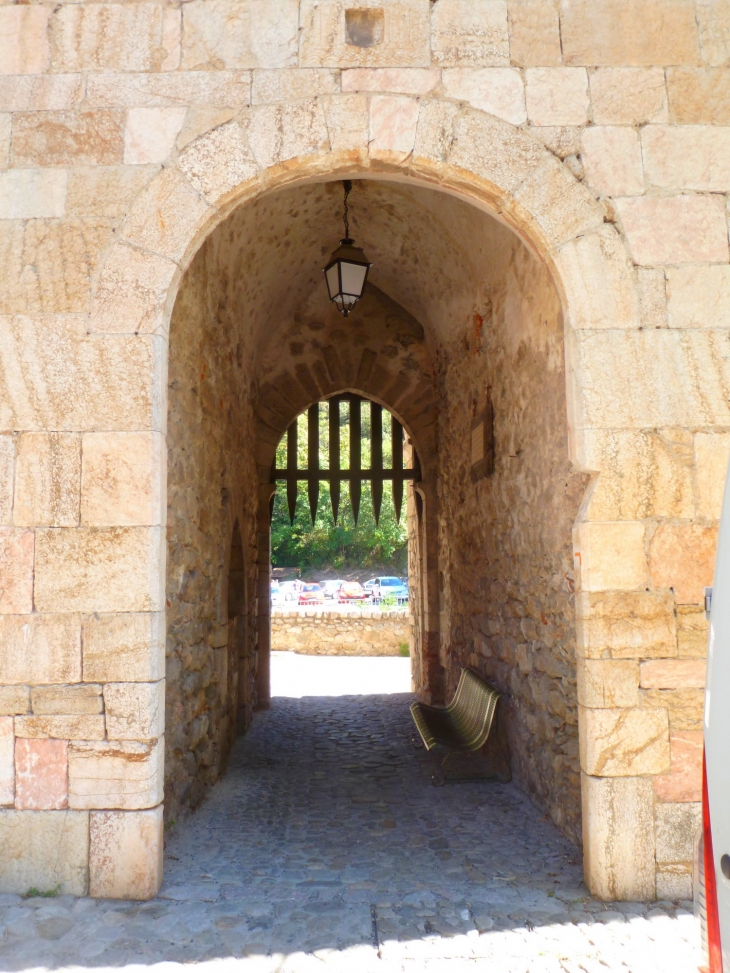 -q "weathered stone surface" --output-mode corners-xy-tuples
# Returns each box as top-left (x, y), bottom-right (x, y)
(104, 682), (165, 741)
(124, 108), (187, 166)
(576, 591), (677, 661)
(0, 529), (34, 615)
(577, 660), (639, 709)
(581, 127), (643, 197)
(15, 715), (105, 741)
(695, 431), (730, 520)
(31, 685), (103, 716)
(642, 125), (730, 192)
(582, 774), (655, 900)
(697, 0), (730, 66)
(0, 809), (89, 896)
(11, 111), (125, 167)
(654, 730), (703, 802)
(656, 863), (693, 900)
(253, 68), (338, 103)
(449, 108), (546, 195)
(0, 687), (30, 717)
(178, 120), (259, 206)
(677, 607), (708, 659)
(86, 72), (252, 110)
(655, 801), (702, 864)
(14, 738), (68, 811)
(68, 738), (164, 810)
(51, 3), (179, 73)
(321, 92), (370, 152)
(181, 0), (298, 71)
(615, 195), (729, 266)
(0, 170), (67, 221)
(82, 612), (166, 683)
(579, 706), (669, 776)
(81, 432), (166, 528)
(525, 67), (589, 125)
(667, 67), (730, 125)
(513, 153), (603, 247)
(574, 522), (646, 593)
(0, 6), (51, 76)
(560, 0), (699, 66)
(0, 435), (12, 526)
(300, 0), (430, 68)
(667, 265), (730, 330)
(369, 94), (420, 158)
(431, 0), (509, 66)
(649, 522), (717, 605)
(641, 688), (705, 731)
(640, 659), (705, 690)
(91, 244), (178, 336)
(441, 67), (526, 125)
(245, 101), (330, 169)
(637, 268), (667, 329)
(0, 614), (81, 685)
(13, 433), (81, 528)
(0, 718), (13, 806)
(507, 0), (561, 67)
(589, 67), (668, 124)
(0, 75), (84, 113)
(34, 527), (165, 614)
(272, 611), (408, 656)
(89, 806), (163, 899)
(341, 67), (438, 95)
